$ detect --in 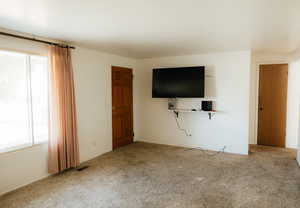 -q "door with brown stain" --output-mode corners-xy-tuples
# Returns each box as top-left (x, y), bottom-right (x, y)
(111, 66), (134, 150)
(257, 64), (288, 147)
